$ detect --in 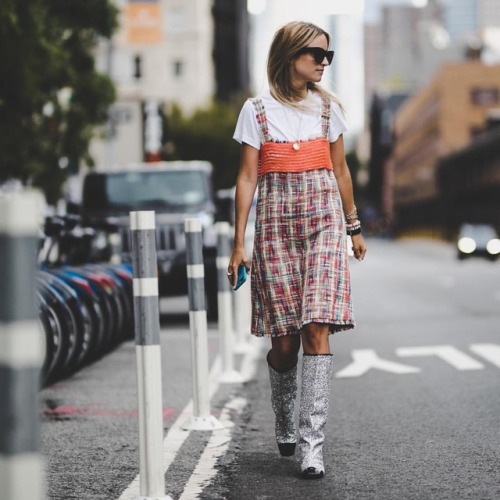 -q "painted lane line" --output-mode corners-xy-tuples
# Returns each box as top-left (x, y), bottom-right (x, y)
(178, 397), (247, 500)
(117, 356), (221, 500)
(396, 345), (484, 370)
(117, 337), (262, 500)
(335, 349), (421, 378)
(469, 343), (500, 368)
